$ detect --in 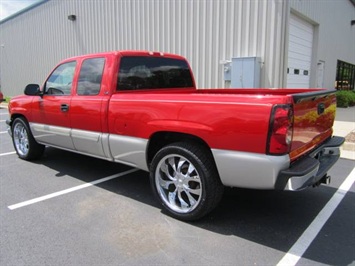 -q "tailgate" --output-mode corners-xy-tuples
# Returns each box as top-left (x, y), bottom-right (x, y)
(290, 89), (337, 162)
